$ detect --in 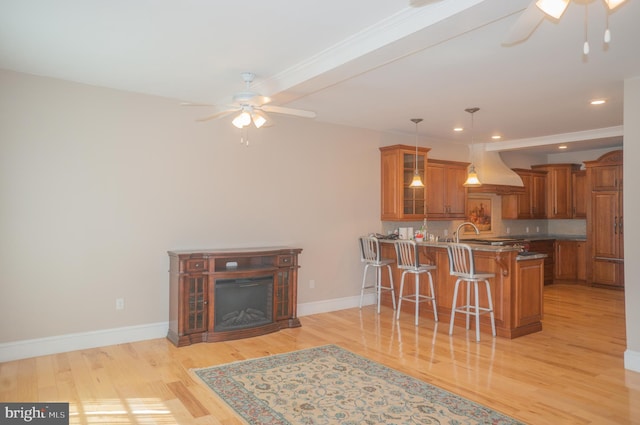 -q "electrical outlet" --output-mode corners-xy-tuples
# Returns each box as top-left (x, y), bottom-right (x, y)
(525, 227), (530, 233)
(506, 227), (510, 234)
(443, 229), (448, 236)
(309, 280), (315, 289)
(116, 298), (125, 310)
(536, 226), (540, 233)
